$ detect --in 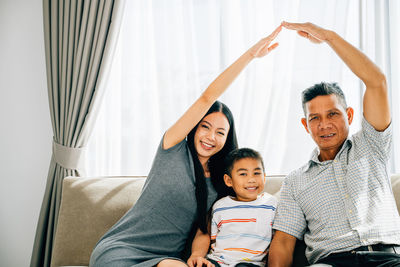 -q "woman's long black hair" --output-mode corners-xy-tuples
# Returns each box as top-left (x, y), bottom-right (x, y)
(187, 101), (238, 233)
